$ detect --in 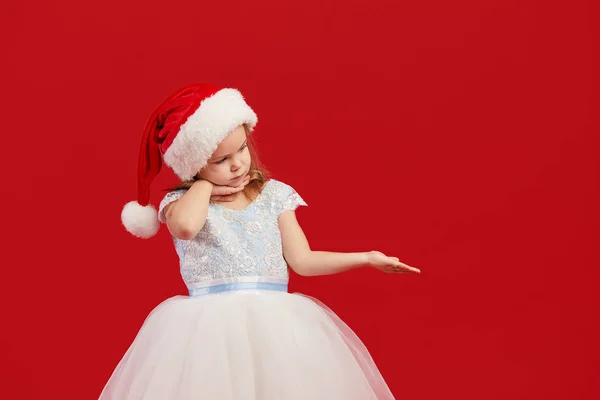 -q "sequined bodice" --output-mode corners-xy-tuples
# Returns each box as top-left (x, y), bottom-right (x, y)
(158, 179), (306, 290)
